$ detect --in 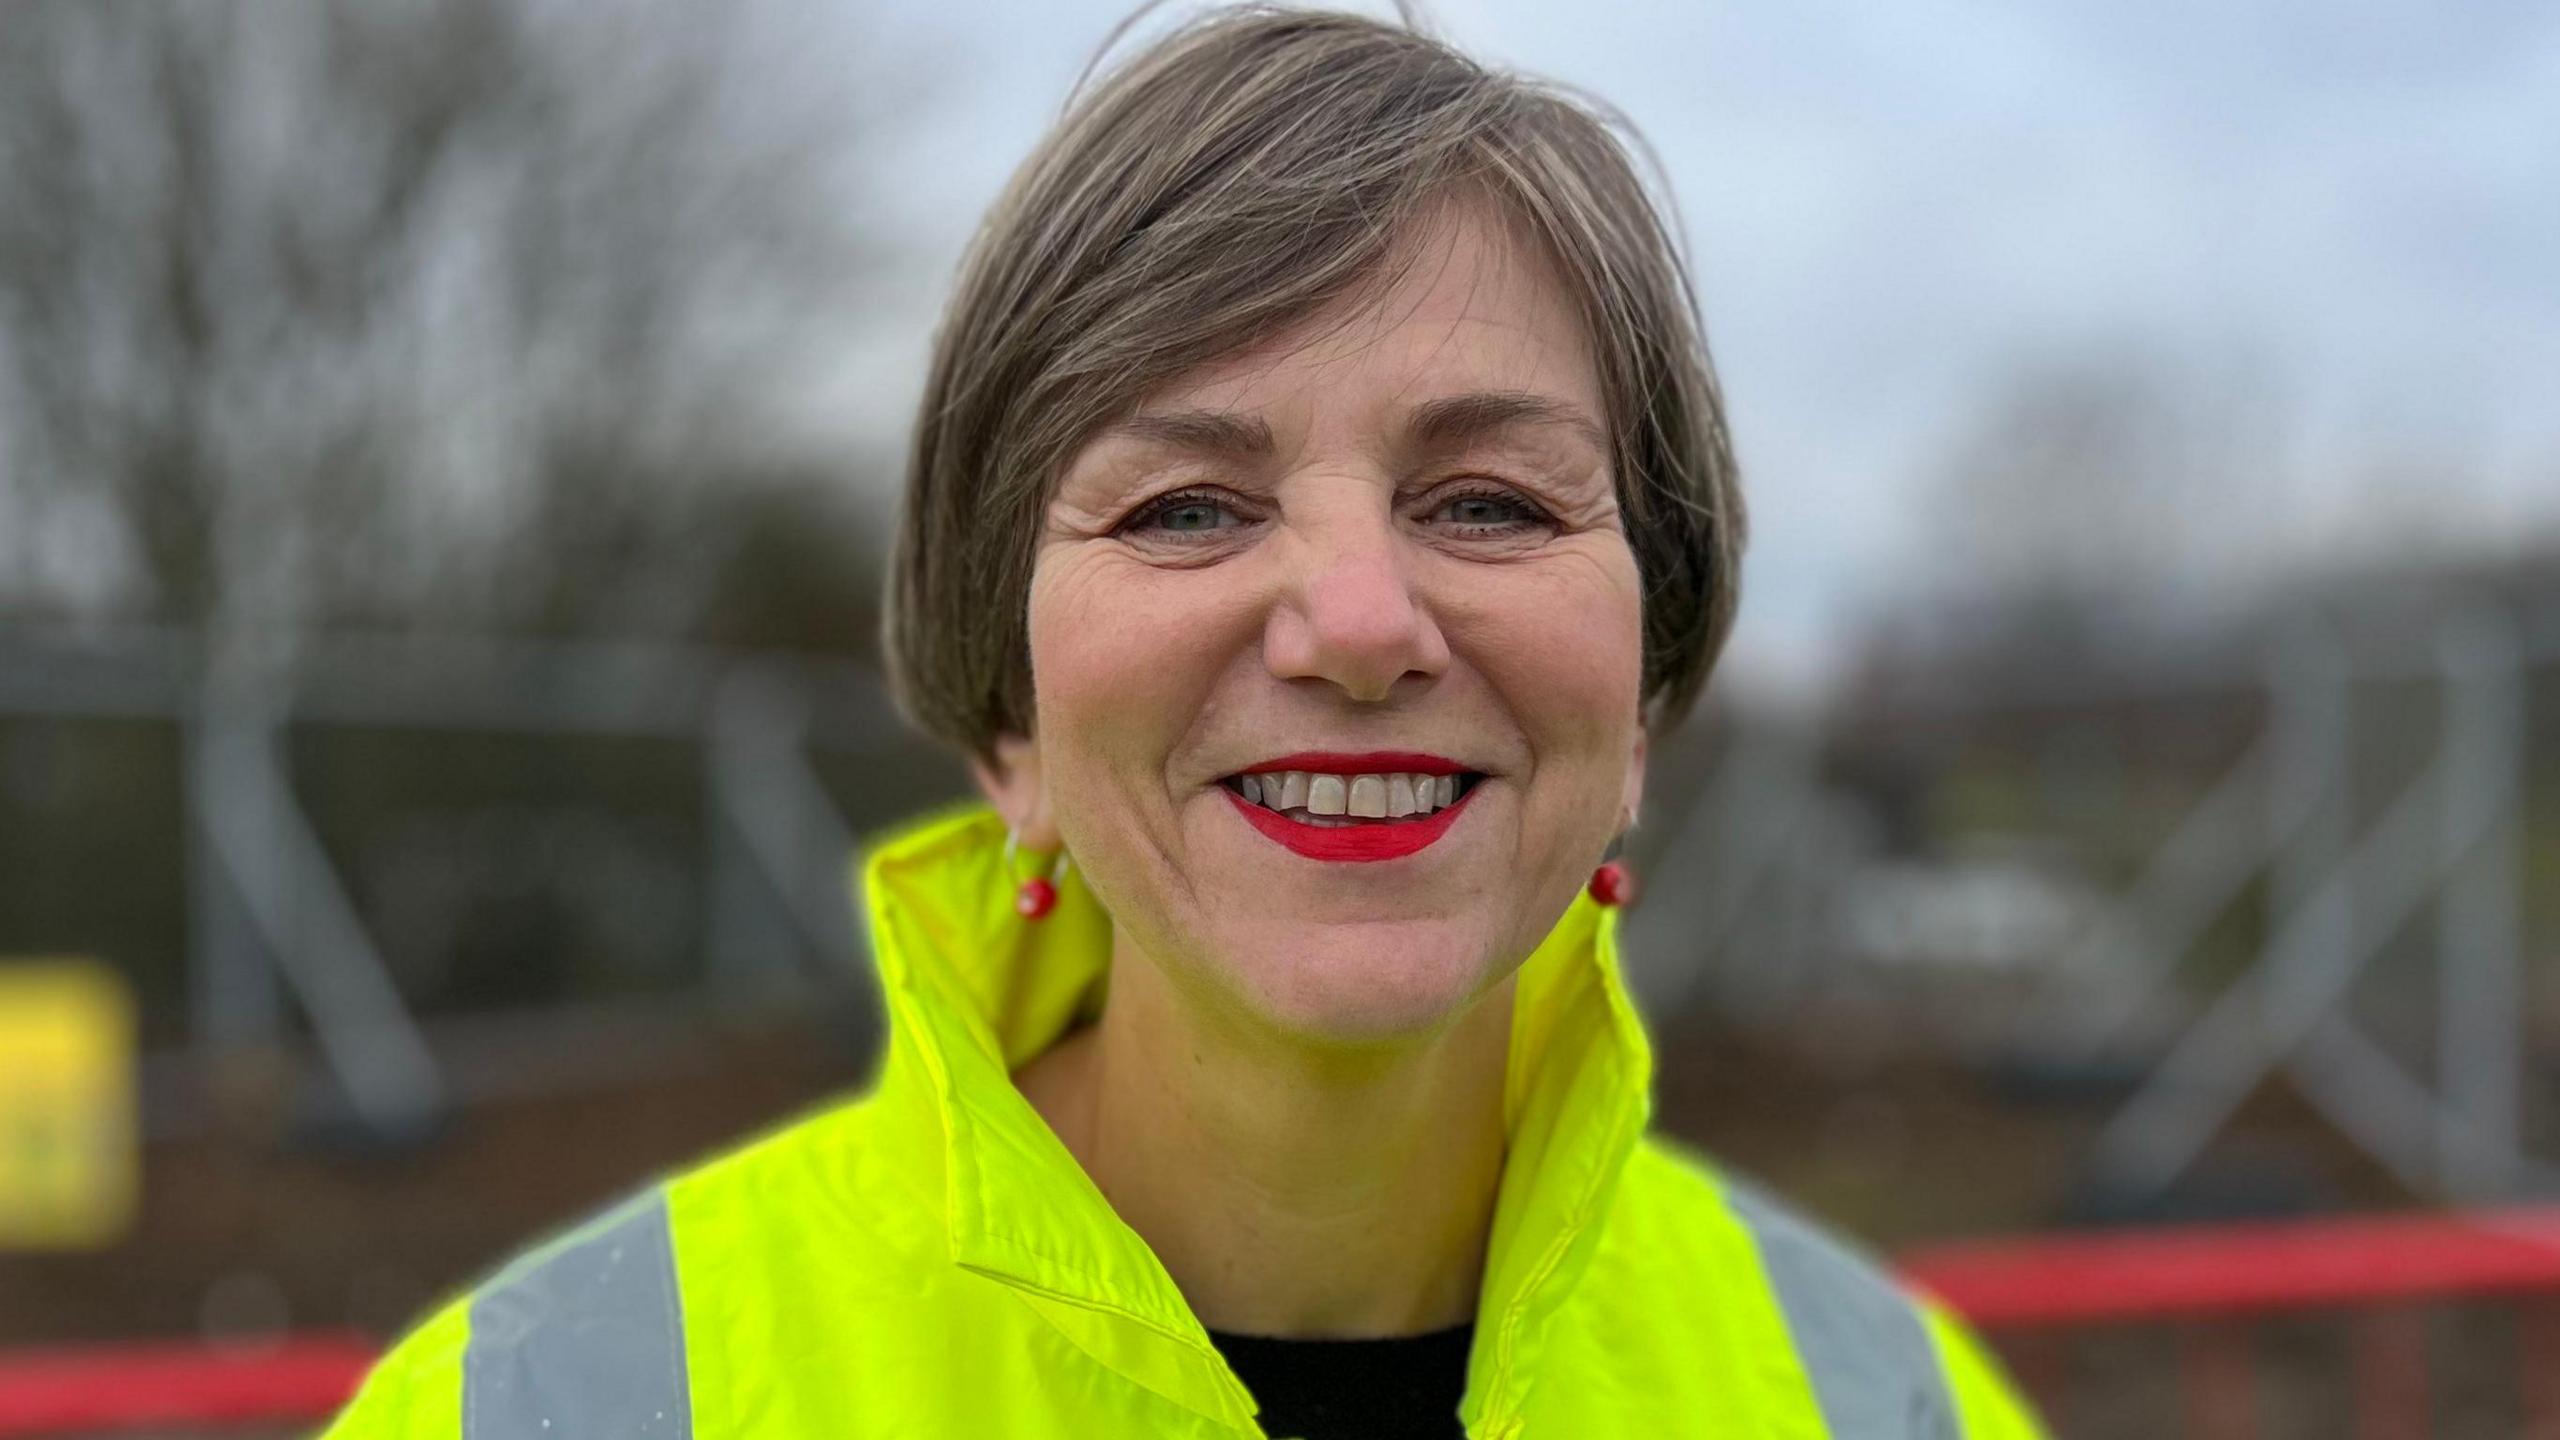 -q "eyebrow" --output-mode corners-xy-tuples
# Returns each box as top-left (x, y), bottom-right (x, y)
(1404, 390), (1608, 455)
(1113, 409), (1275, 456)
(1110, 390), (1608, 463)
